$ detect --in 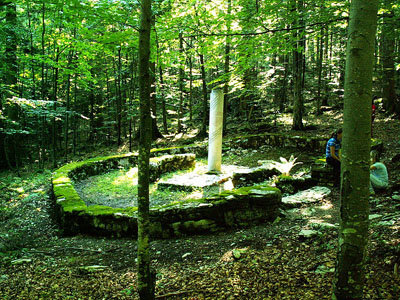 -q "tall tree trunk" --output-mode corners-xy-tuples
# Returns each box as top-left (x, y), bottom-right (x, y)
(159, 66), (168, 134)
(52, 48), (60, 169)
(72, 74), (78, 156)
(88, 81), (95, 143)
(137, 0), (155, 298)
(316, 28), (324, 115)
(197, 53), (208, 138)
(292, 0), (304, 130)
(188, 40), (193, 122)
(177, 32), (184, 133)
(321, 27), (330, 107)
(65, 51), (73, 162)
(223, 0), (232, 135)
(332, 1), (378, 299)
(150, 57), (163, 139)
(117, 49), (122, 146)
(0, 1), (18, 170)
(27, 2), (36, 100)
(41, 2), (46, 100)
(381, 6), (396, 114)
